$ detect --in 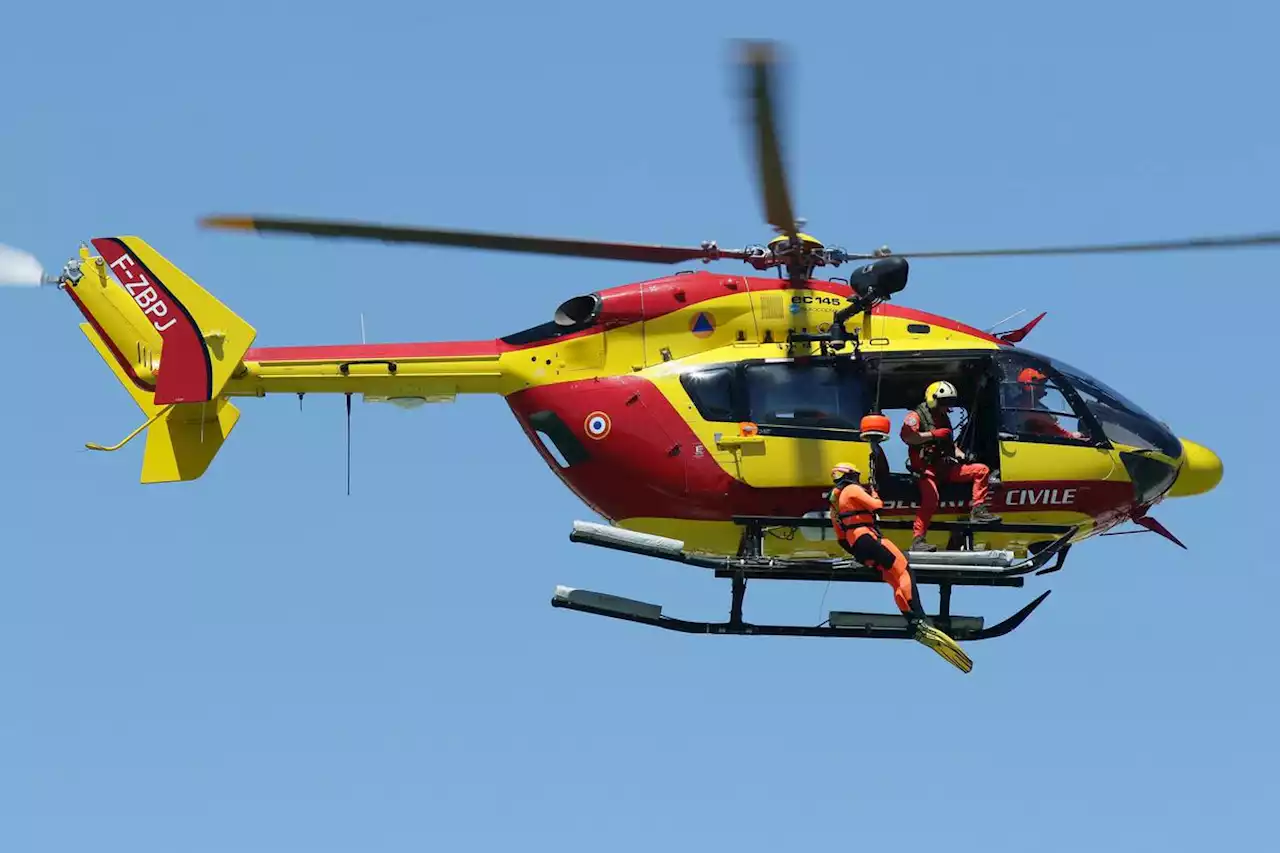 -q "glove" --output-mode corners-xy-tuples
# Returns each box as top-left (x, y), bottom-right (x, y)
(930, 428), (952, 440)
